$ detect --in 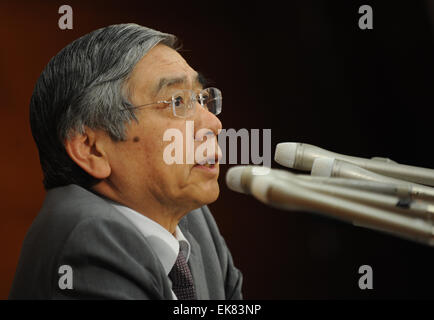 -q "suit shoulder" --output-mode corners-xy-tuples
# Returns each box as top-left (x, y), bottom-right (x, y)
(29, 185), (134, 238)
(43, 184), (124, 220)
(10, 185), (155, 299)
